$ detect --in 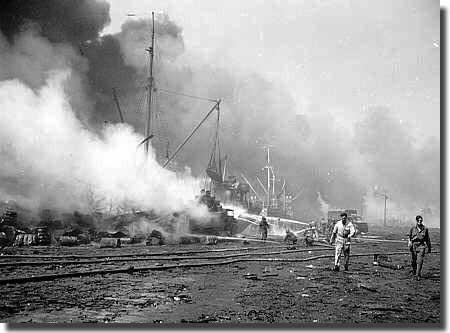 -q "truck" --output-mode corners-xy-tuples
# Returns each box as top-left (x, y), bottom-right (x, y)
(327, 209), (369, 234)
